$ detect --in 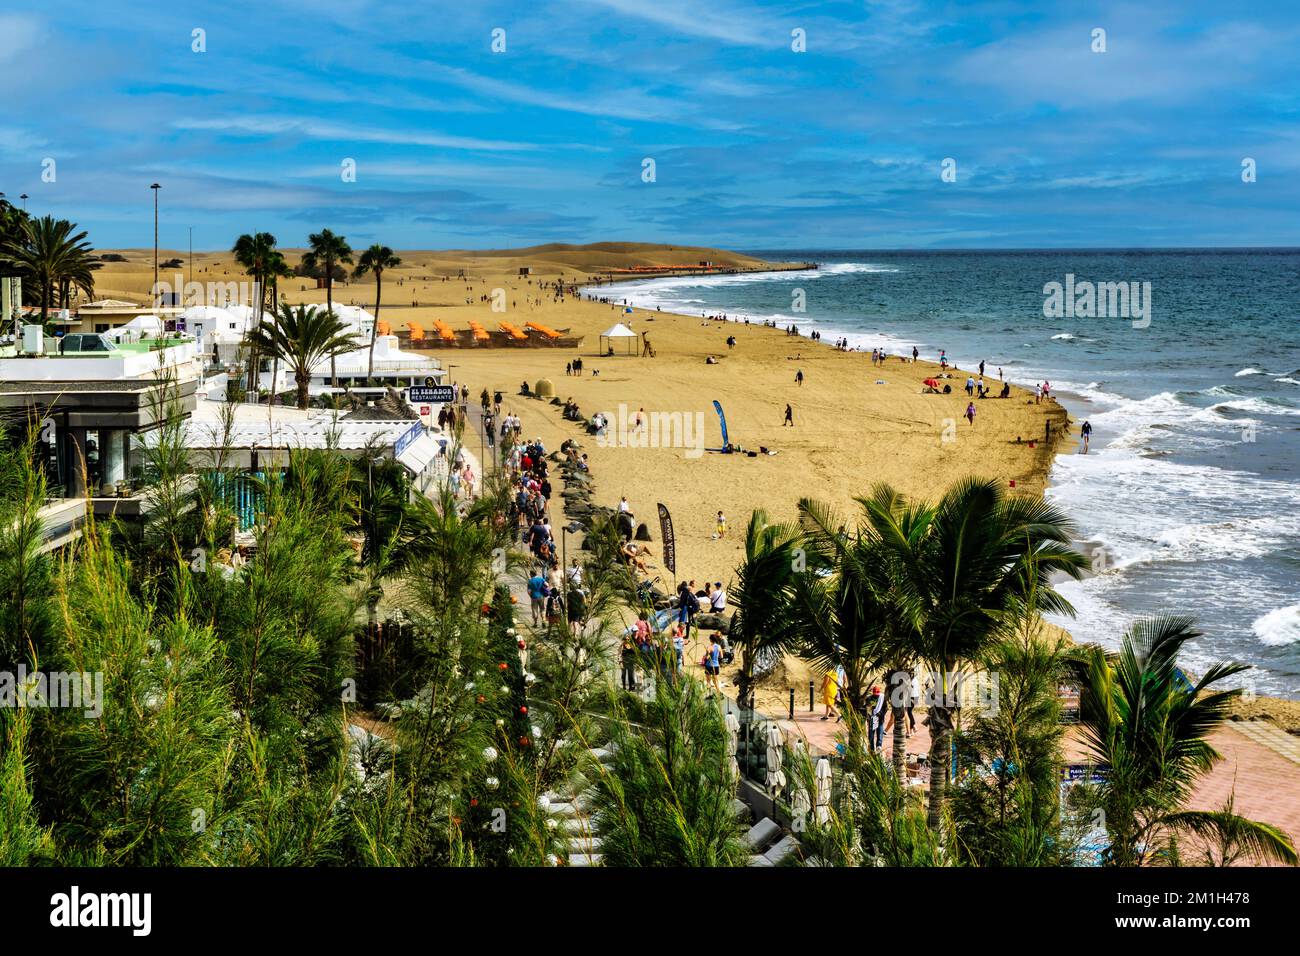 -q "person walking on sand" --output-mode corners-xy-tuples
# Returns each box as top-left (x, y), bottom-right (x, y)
(965, 402), (977, 426)
(912, 346), (919, 363)
(783, 403), (794, 427)
(795, 369), (804, 387)
(1081, 419), (1092, 454)
(714, 510), (727, 539)
(1035, 382), (1043, 404)
(704, 636), (722, 698)
(821, 667), (840, 721)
